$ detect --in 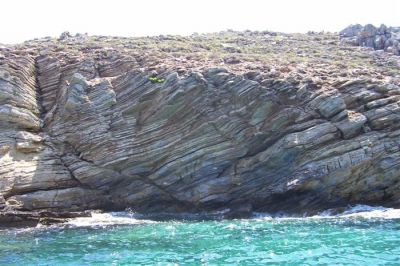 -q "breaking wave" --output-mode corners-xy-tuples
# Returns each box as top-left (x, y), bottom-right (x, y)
(62, 204), (400, 228)
(253, 204), (400, 220)
(66, 212), (156, 227)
